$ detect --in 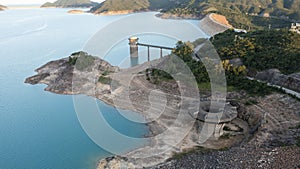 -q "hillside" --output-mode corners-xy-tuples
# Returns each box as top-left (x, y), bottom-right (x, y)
(211, 29), (300, 75)
(41, 0), (98, 8)
(151, 29), (300, 96)
(90, 0), (190, 14)
(164, 0), (300, 29)
(90, 0), (150, 14)
(91, 0), (299, 29)
(164, 0), (300, 19)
